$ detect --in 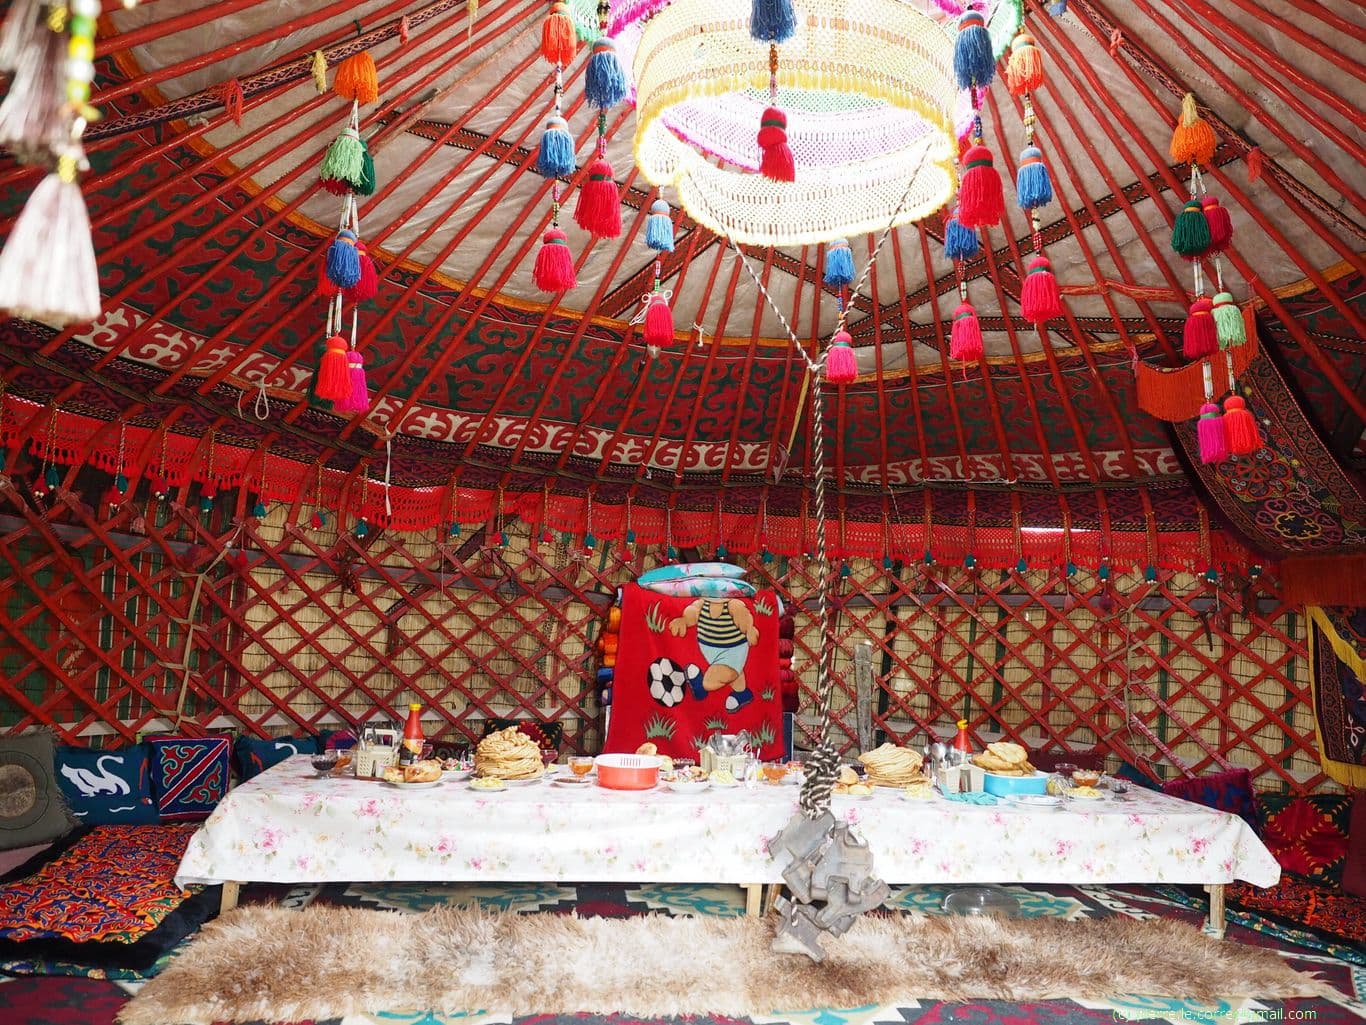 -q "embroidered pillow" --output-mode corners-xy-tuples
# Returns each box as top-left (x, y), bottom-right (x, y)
(233, 734), (319, 781)
(0, 733), (75, 851)
(1341, 790), (1366, 898)
(1162, 767), (1258, 829)
(55, 745), (157, 825)
(147, 737), (231, 822)
(1257, 792), (1353, 888)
